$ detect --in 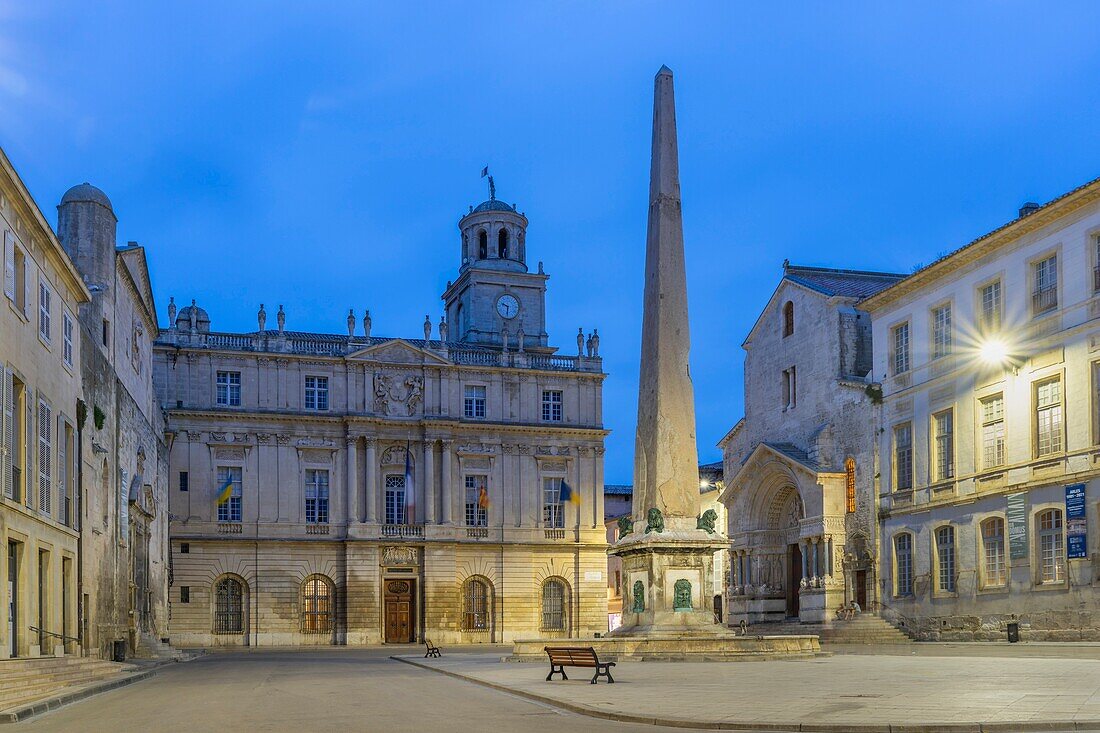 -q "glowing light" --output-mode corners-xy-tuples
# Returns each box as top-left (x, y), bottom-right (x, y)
(979, 339), (1009, 365)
